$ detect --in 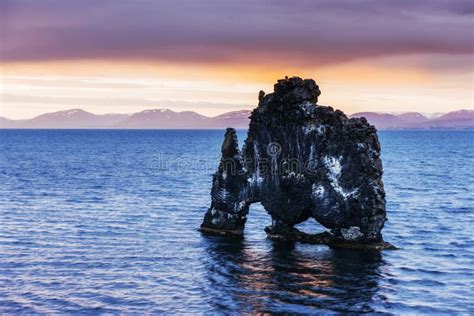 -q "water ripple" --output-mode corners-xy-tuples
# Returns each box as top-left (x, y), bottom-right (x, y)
(0, 129), (473, 314)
